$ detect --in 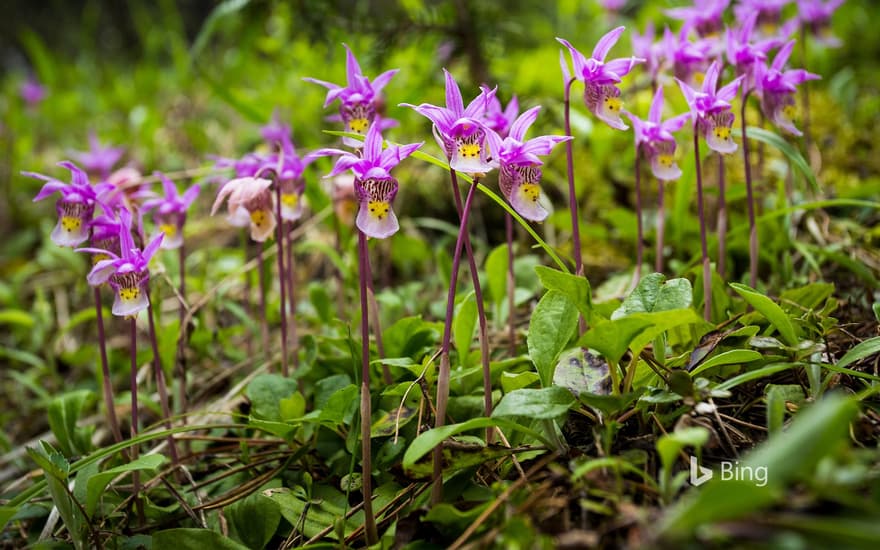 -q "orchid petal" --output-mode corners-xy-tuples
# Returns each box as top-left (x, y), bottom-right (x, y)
(772, 40), (796, 72)
(556, 38), (588, 81)
(443, 69), (464, 115)
(648, 87), (665, 124)
(592, 26), (625, 62)
(509, 106), (541, 142)
(371, 69), (399, 94)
